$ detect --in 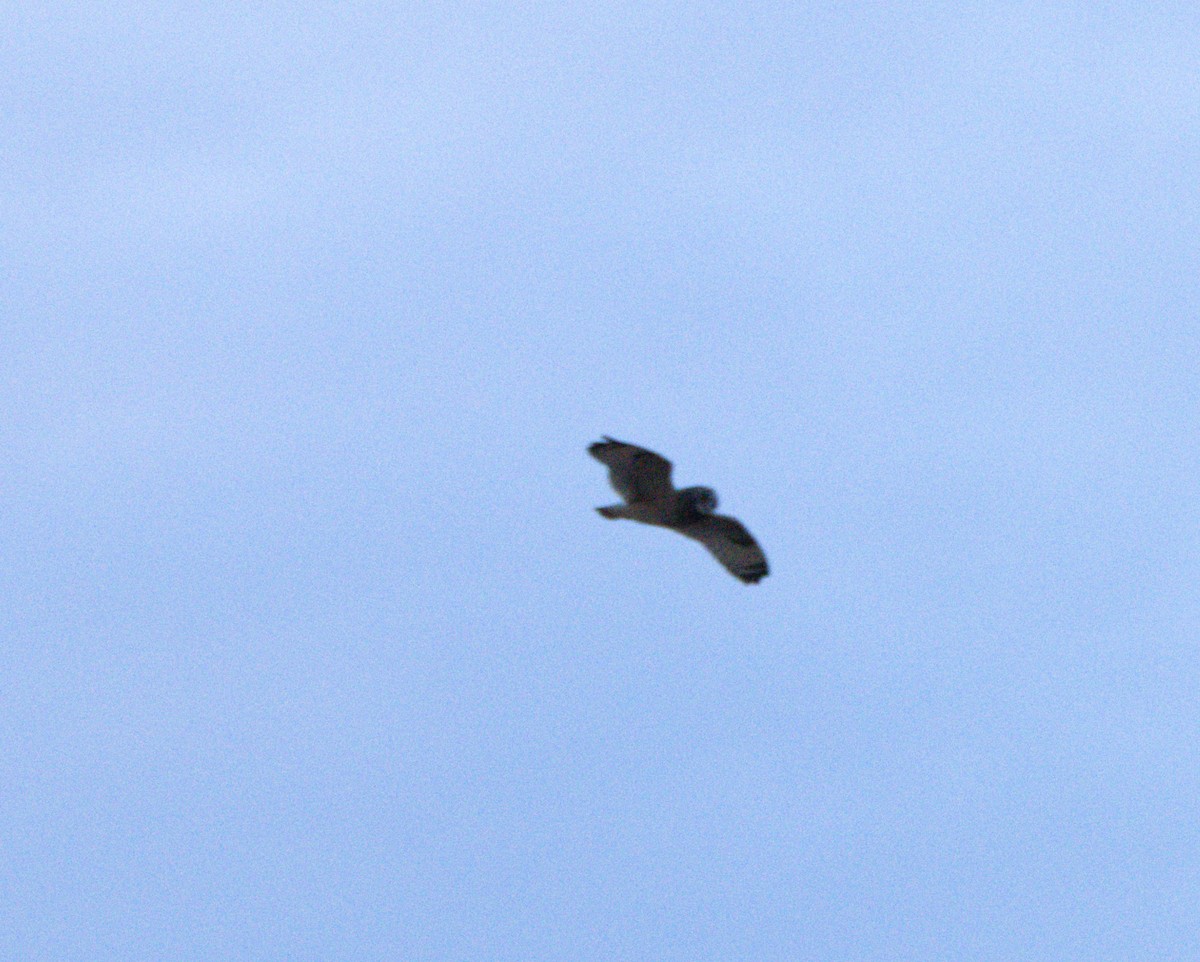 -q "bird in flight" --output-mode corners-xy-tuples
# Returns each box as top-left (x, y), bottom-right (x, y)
(588, 436), (769, 584)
